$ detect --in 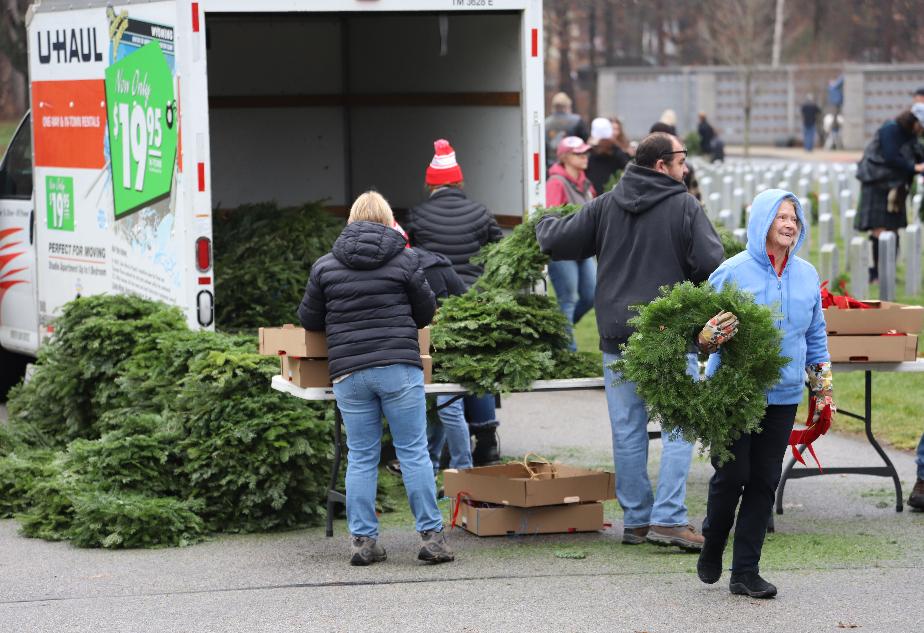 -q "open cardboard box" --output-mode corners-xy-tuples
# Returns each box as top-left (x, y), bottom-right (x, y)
(824, 301), (924, 335)
(443, 462), (615, 508)
(828, 334), (918, 363)
(451, 498), (604, 536)
(280, 354), (432, 388)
